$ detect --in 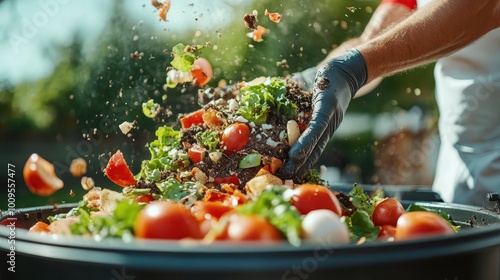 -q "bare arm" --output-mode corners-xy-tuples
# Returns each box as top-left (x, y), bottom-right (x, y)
(321, 3), (413, 97)
(357, 0), (500, 83)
